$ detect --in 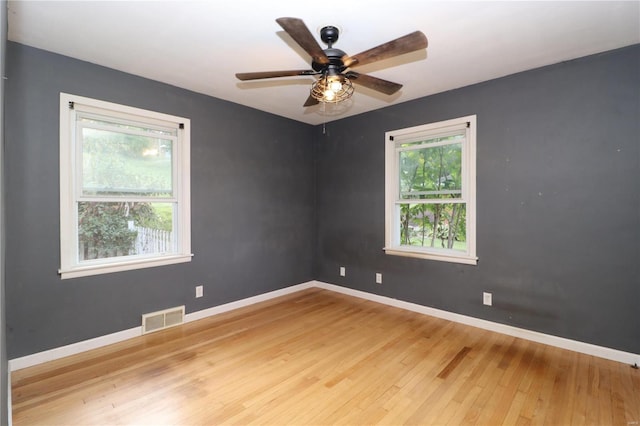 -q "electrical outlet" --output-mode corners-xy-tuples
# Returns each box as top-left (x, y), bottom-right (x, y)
(376, 273), (383, 284)
(483, 292), (492, 306)
(196, 285), (203, 298)
(340, 266), (346, 277)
